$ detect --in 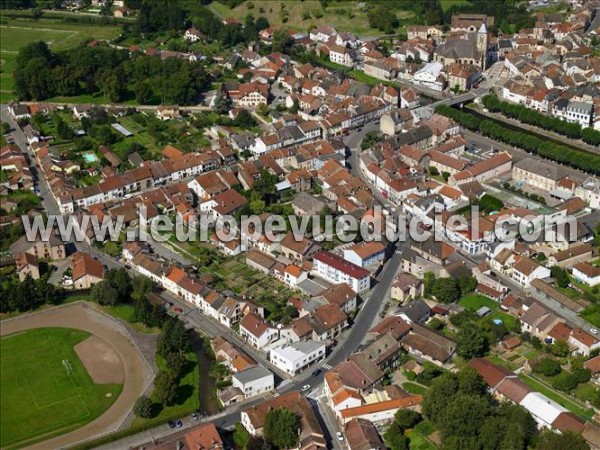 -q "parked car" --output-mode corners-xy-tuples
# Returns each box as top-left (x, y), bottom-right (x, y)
(312, 369), (321, 377)
(191, 412), (198, 421)
(168, 420), (177, 429)
(301, 384), (311, 392)
(336, 432), (344, 441)
(591, 328), (598, 335)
